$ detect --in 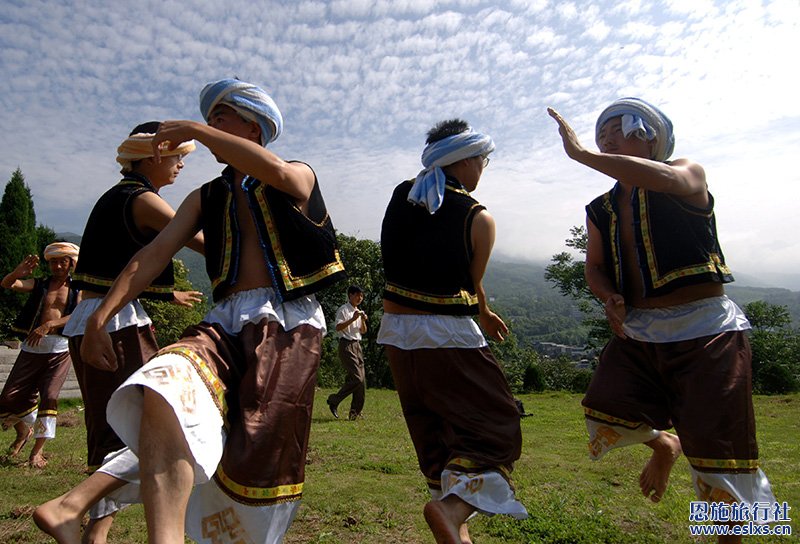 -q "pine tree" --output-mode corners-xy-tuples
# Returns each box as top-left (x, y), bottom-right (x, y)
(0, 168), (39, 337)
